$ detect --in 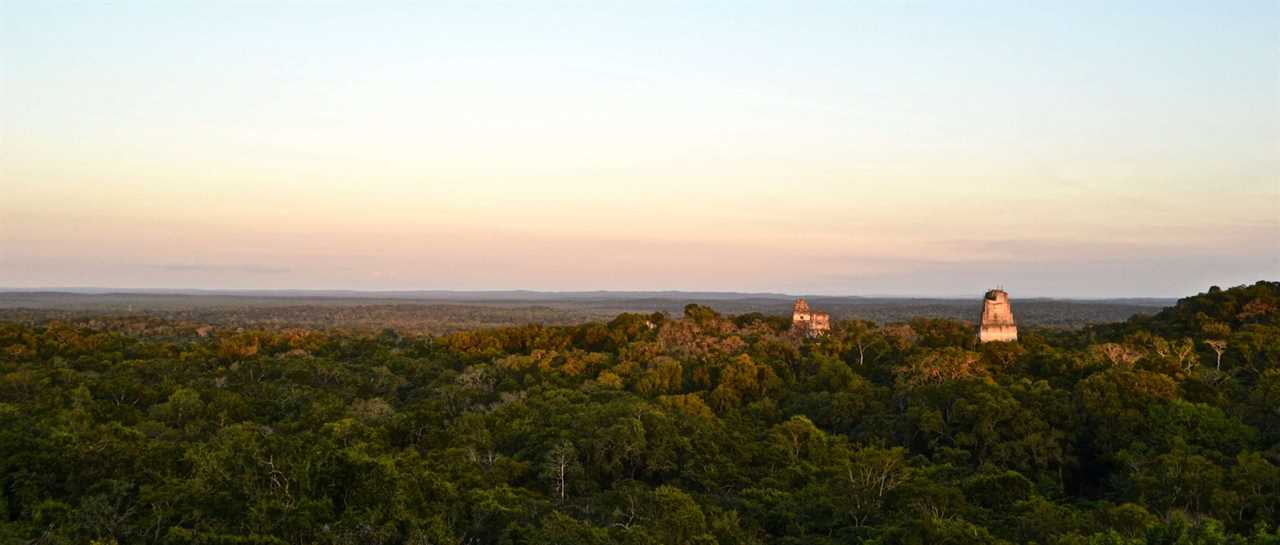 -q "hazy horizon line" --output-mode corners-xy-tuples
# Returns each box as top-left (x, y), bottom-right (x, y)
(0, 285), (1197, 302)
